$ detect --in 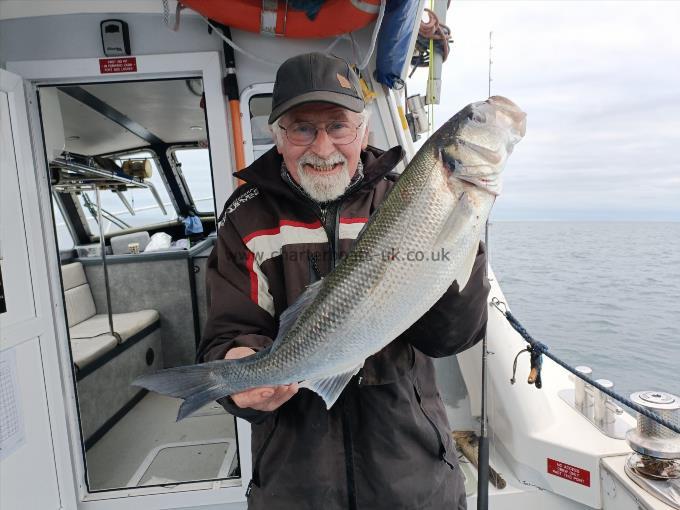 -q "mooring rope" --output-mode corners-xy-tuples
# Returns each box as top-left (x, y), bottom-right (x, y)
(490, 297), (680, 436)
